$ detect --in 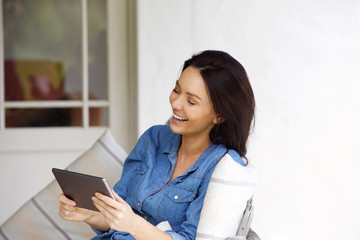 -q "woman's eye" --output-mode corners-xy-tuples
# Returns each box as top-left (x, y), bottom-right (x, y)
(188, 100), (195, 105)
(173, 88), (180, 93)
